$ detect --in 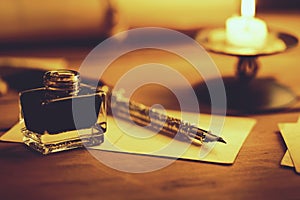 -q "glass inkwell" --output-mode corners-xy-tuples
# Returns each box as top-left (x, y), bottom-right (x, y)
(20, 70), (107, 154)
